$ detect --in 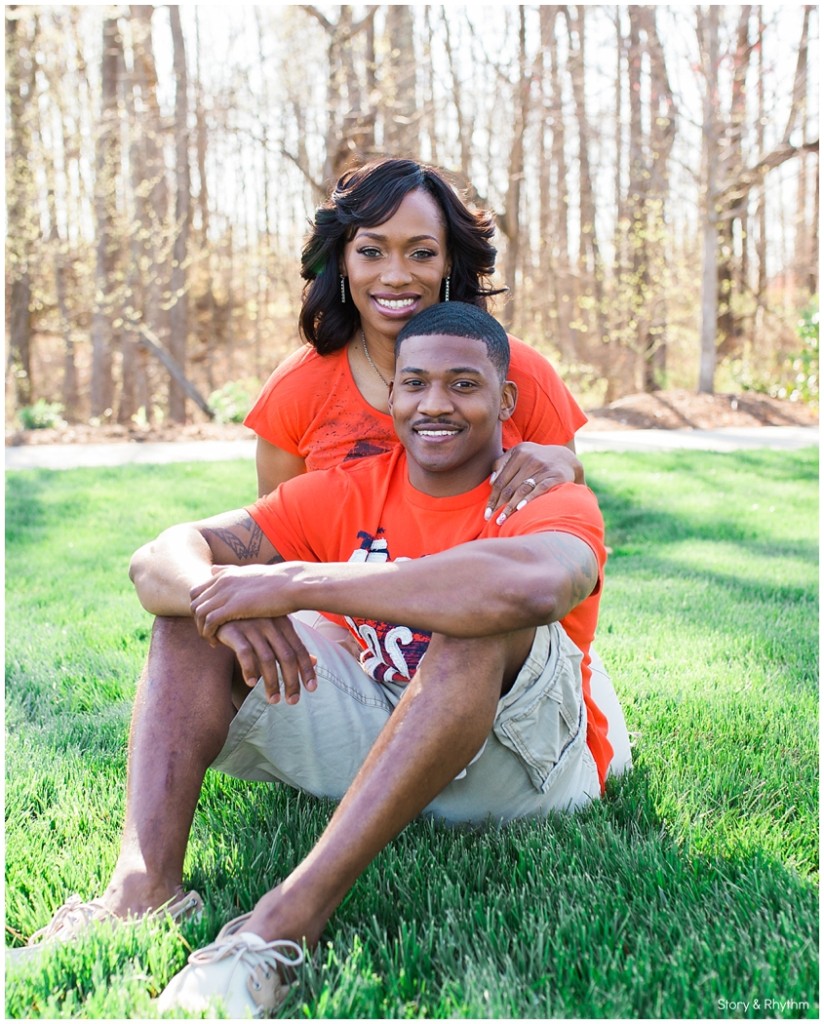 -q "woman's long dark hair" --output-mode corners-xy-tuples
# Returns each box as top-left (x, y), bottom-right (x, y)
(299, 158), (503, 354)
